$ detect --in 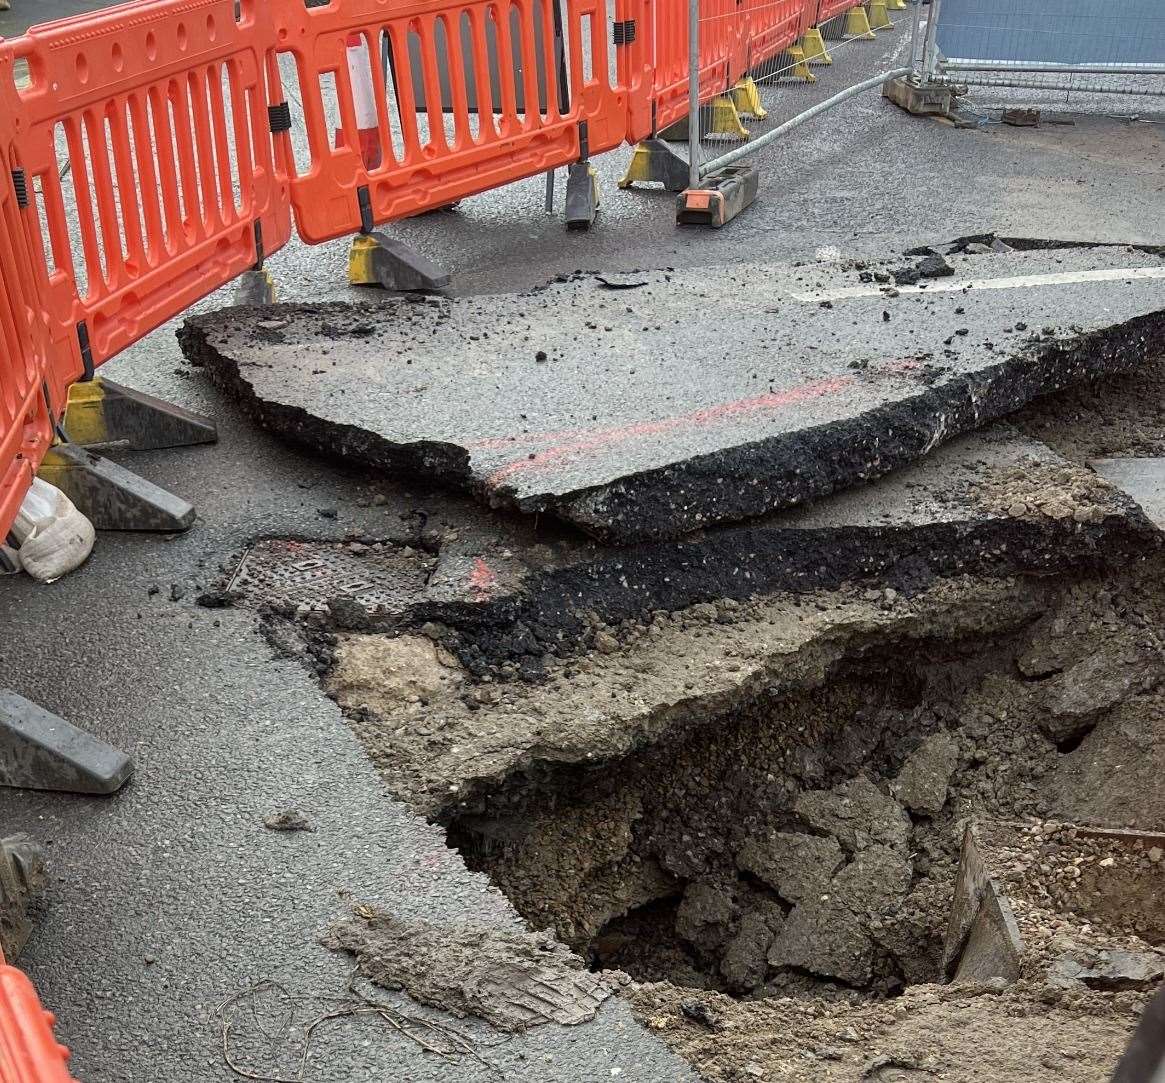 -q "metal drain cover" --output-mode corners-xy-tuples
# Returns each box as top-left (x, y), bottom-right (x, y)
(228, 539), (434, 614)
